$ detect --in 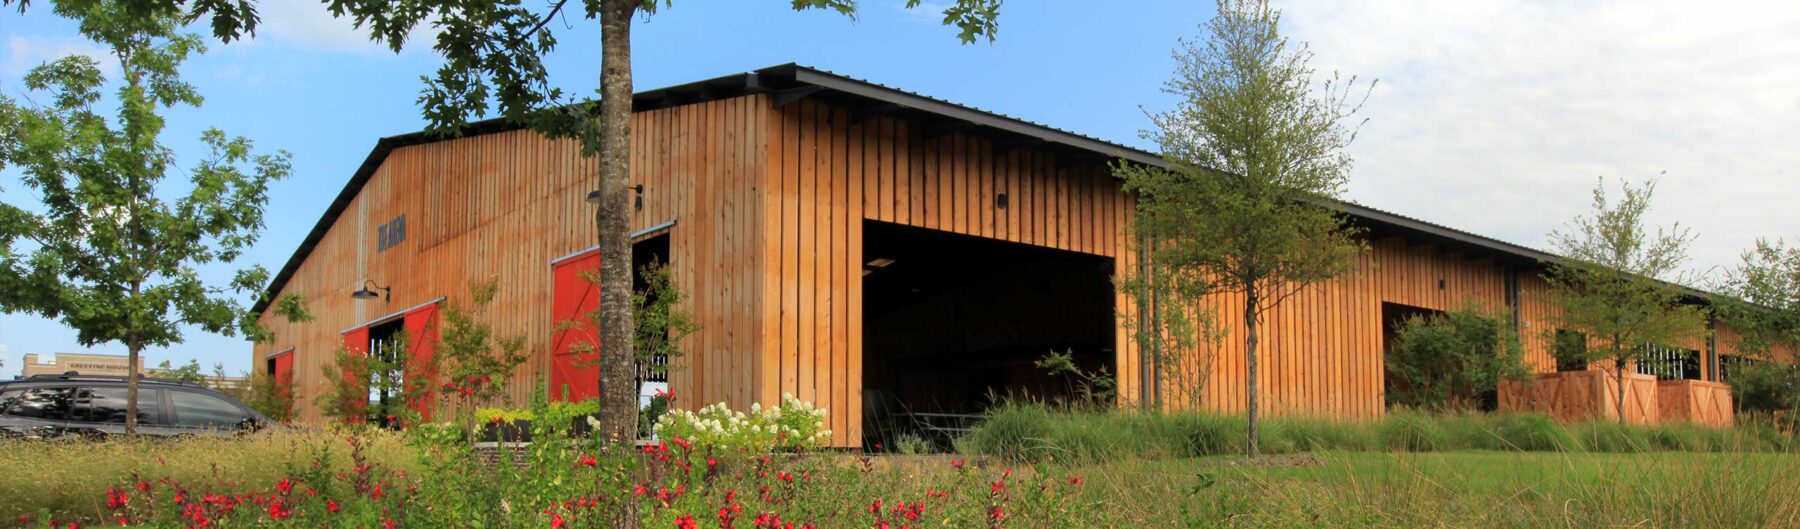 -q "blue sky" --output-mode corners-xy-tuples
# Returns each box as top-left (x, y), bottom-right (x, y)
(4, 1), (1798, 375)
